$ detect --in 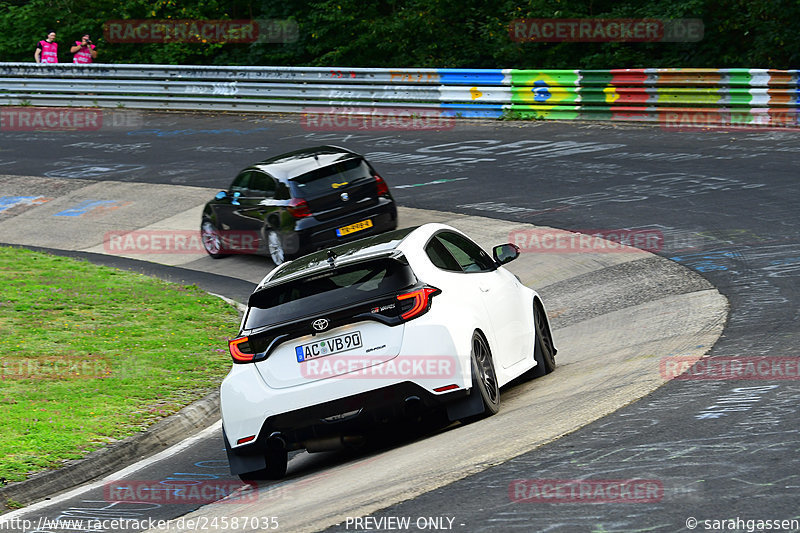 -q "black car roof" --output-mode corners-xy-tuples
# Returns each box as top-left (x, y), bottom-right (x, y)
(266, 226), (417, 284)
(253, 145), (362, 180)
